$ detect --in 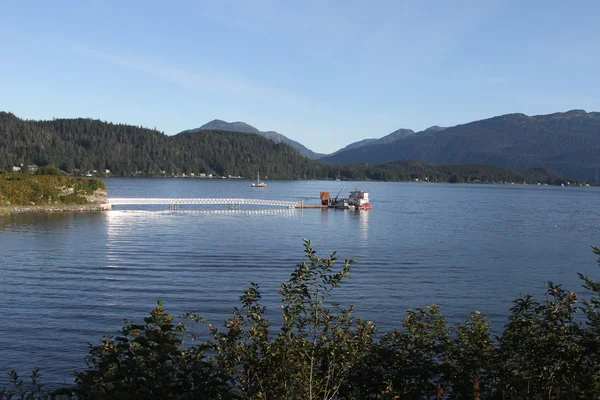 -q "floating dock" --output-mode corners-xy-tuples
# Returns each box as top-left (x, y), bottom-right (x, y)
(108, 192), (370, 211)
(109, 198), (300, 209)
